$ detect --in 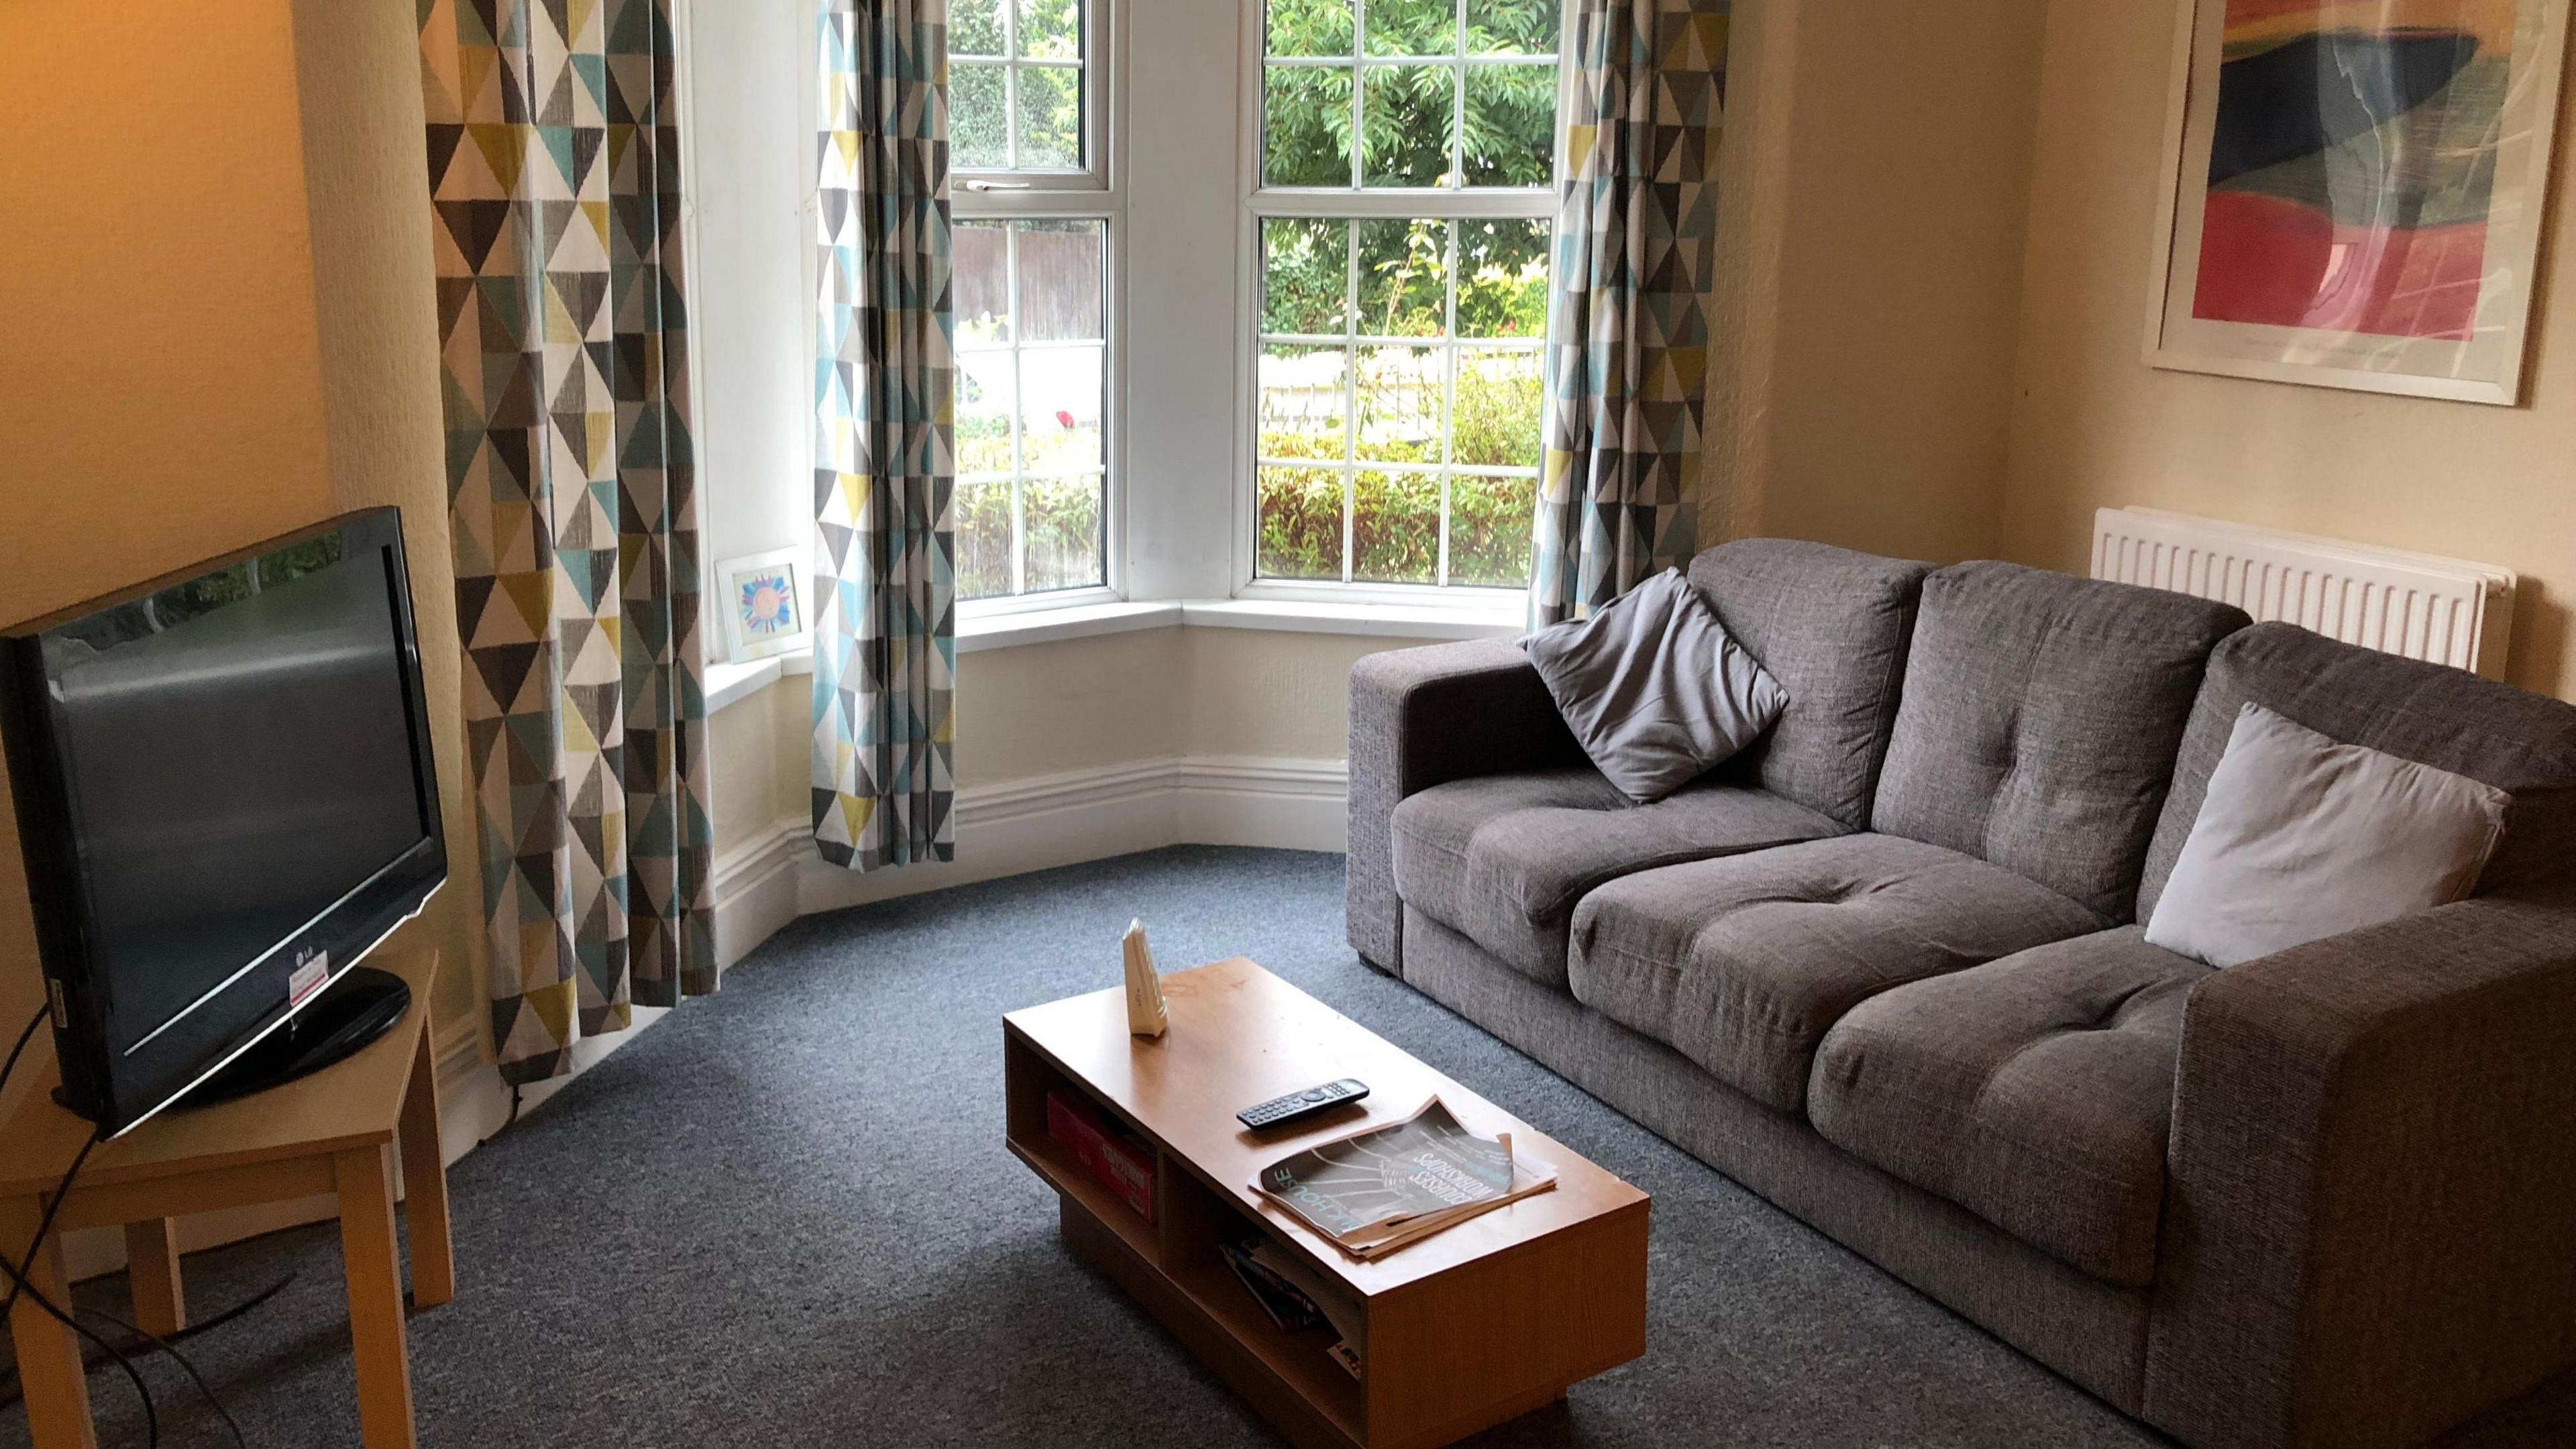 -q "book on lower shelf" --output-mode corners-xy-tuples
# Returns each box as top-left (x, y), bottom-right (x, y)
(1220, 1236), (1367, 1381)
(1045, 1088), (1157, 1222)
(1251, 1097), (1555, 1259)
